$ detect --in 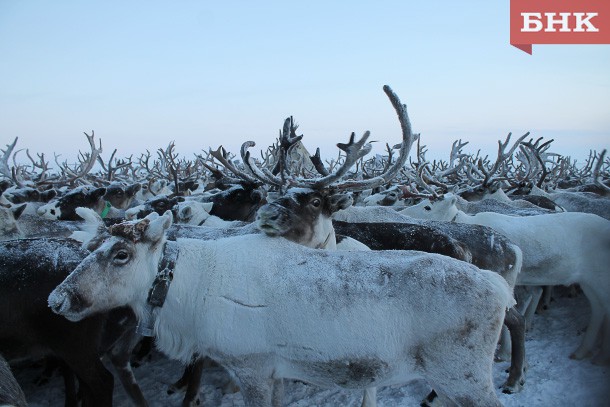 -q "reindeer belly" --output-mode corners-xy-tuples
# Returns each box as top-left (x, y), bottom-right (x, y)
(278, 356), (411, 389)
